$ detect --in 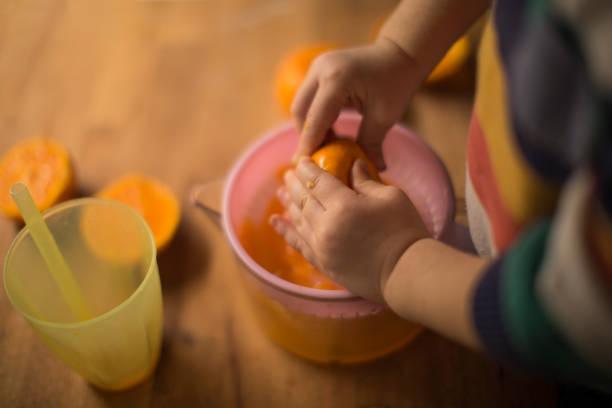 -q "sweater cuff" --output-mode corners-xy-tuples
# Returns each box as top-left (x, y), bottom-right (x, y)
(472, 256), (527, 370)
